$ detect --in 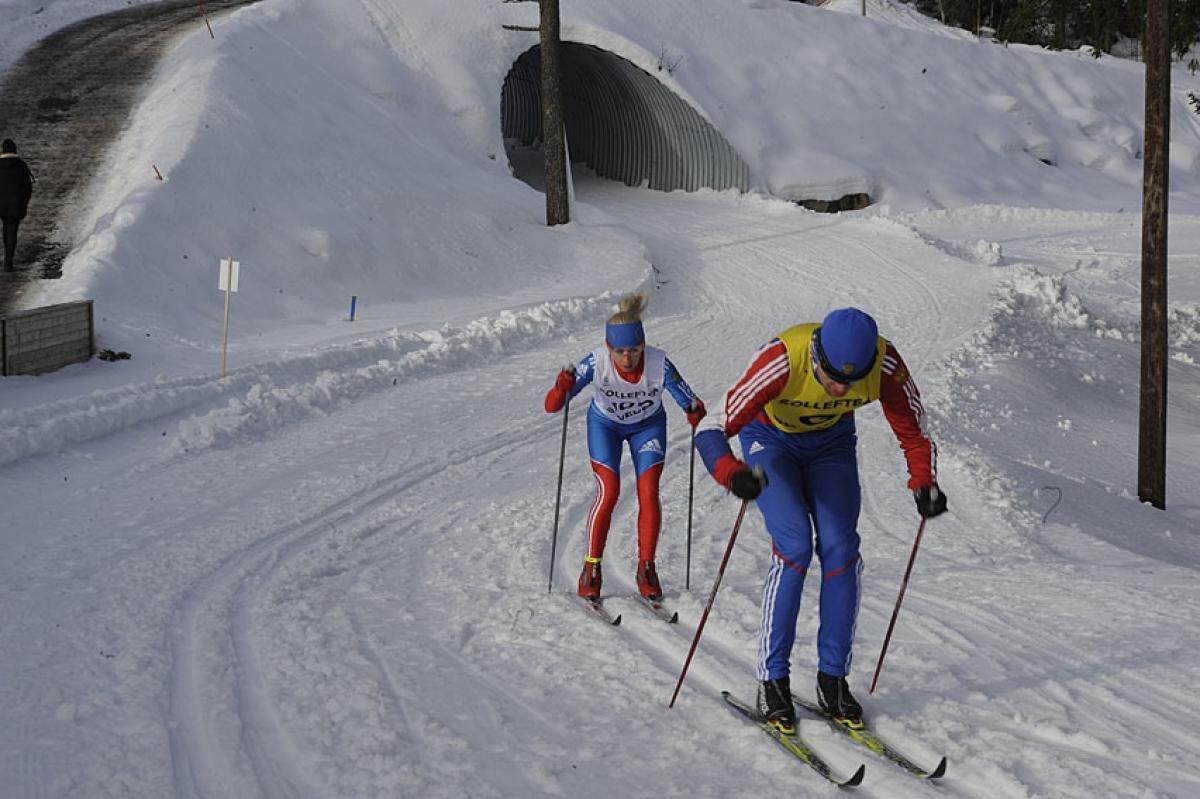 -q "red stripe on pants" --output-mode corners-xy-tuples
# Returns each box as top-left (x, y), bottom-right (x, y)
(636, 462), (664, 561)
